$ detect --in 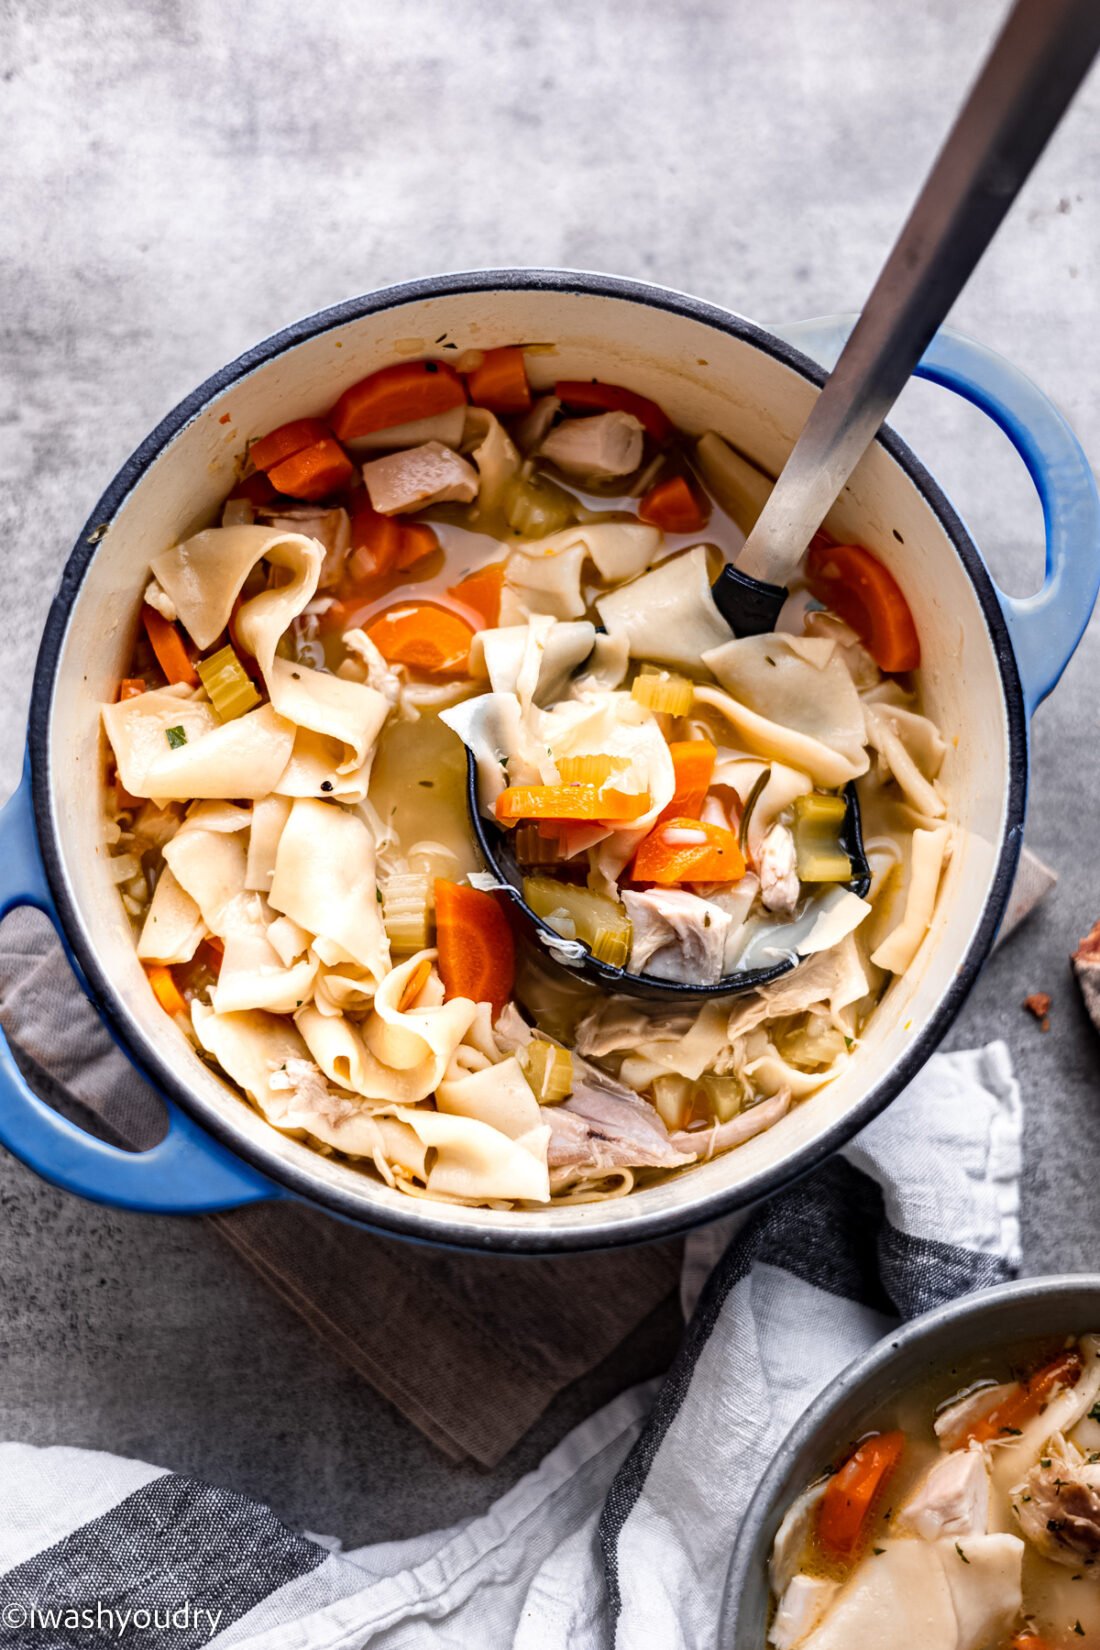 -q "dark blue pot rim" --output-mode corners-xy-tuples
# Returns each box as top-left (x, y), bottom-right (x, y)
(24, 268), (1027, 1253)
